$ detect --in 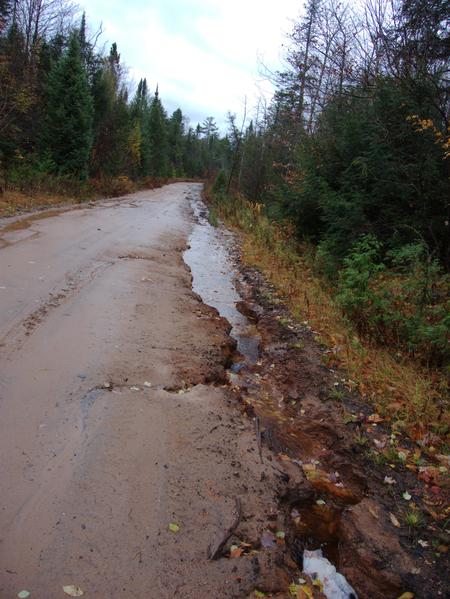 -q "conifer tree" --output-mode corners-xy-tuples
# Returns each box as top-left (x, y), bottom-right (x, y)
(42, 34), (93, 178)
(147, 87), (169, 177)
(168, 108), (185, 176)
(131, 78), (151, 175)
